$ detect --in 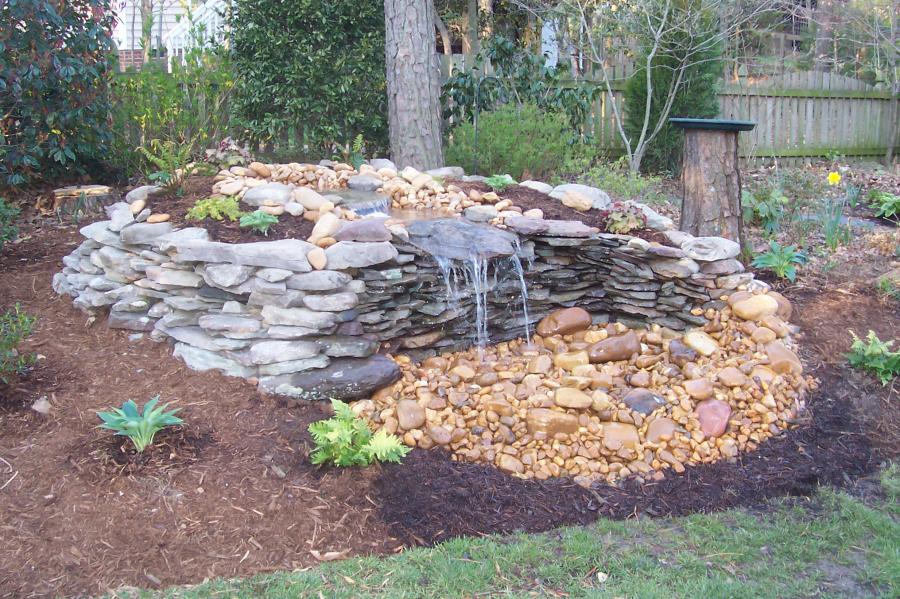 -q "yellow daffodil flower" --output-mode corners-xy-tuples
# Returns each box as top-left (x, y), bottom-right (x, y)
(827, 171), (842, 186)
